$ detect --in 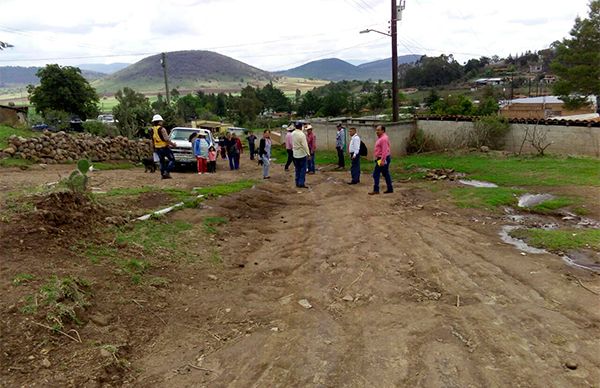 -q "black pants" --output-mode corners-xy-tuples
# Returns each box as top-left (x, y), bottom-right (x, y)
(207, 161), (216, 173)
(350, 156), (360, 183)
(336, 147), (345, 168)
(285, 149), (294, 170)
(249, 144), (255, 160)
